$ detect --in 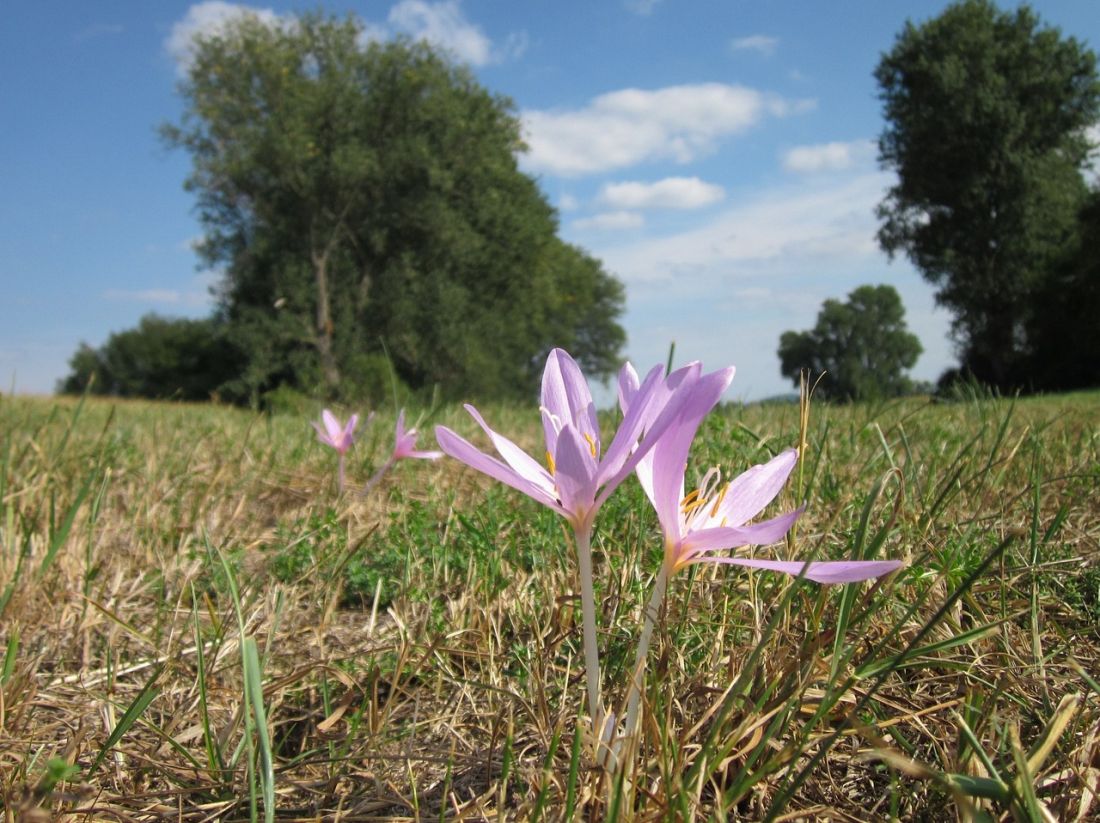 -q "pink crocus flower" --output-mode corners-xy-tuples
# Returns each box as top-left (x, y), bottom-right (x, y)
(312, 409), (361, 492)
(615, 362), (903, 759)
(435, 349), (700, 533)
(392, 410), (443, 461)
(435, 348), (706, 743)
(363, 410), (442, 495)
